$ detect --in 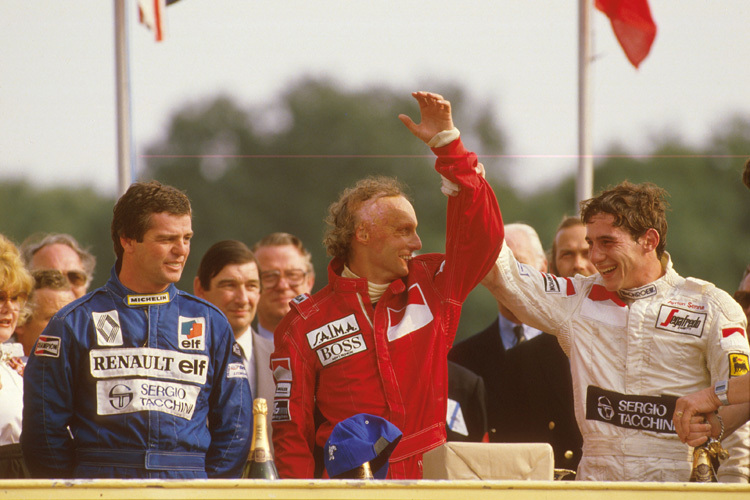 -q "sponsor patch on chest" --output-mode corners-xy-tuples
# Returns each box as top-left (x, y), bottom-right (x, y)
(178, 316), (206, 351)
(226, 362), (248, 379)
(96, 378), (200, 420)
(89, 347), (209, 384)
(316, 333), (367, 366)
(386, 284), (434, 342)
(305, 314), (360, 349)
(92, 310), (123, 346)
(655, 305), (706, 337)
(126, 292), (169, 306)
